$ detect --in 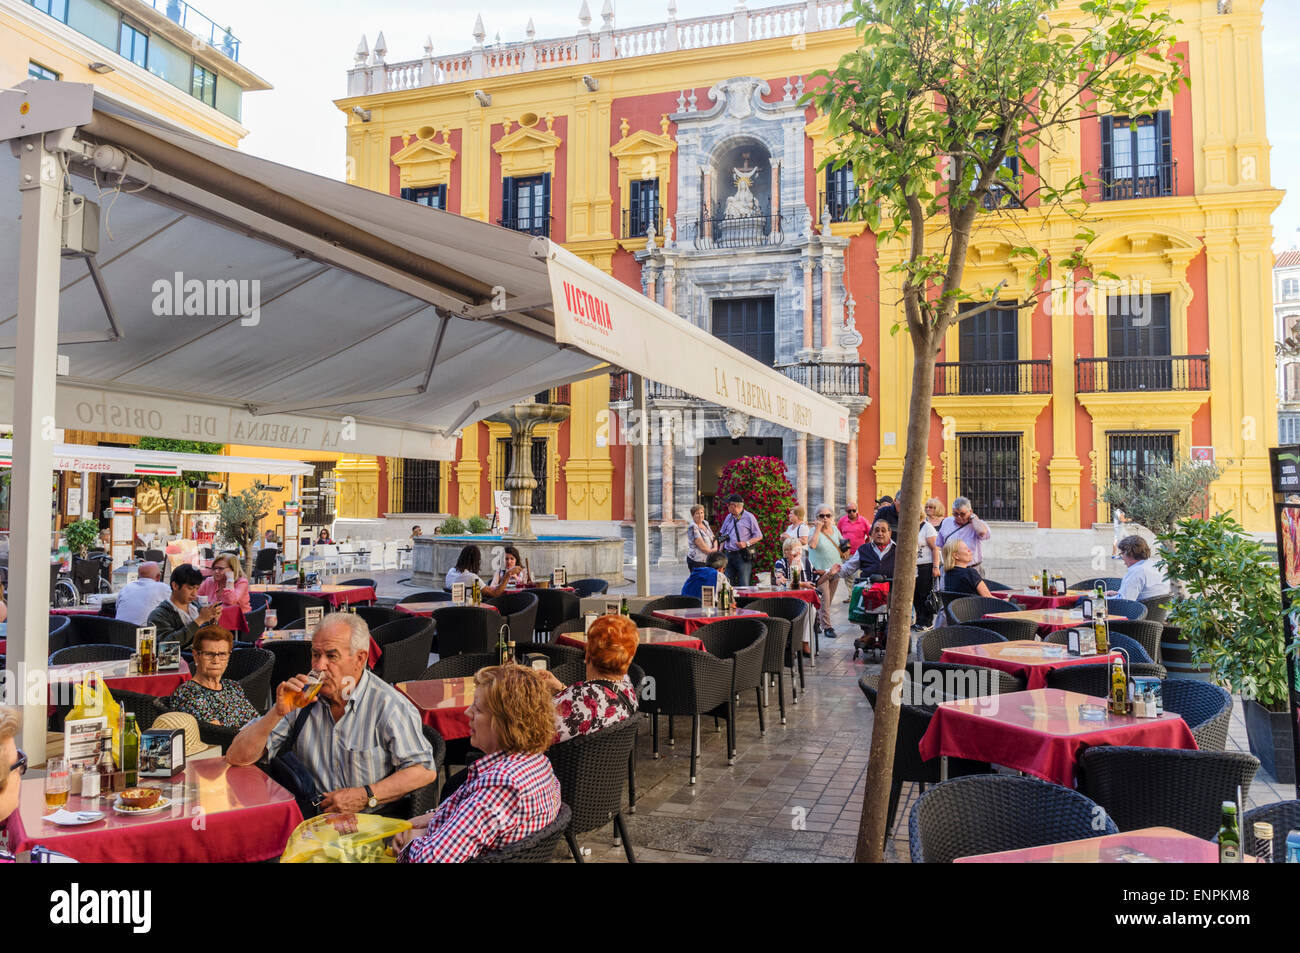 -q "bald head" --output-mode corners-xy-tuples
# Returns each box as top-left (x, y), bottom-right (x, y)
(138, 562), (162, 581)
